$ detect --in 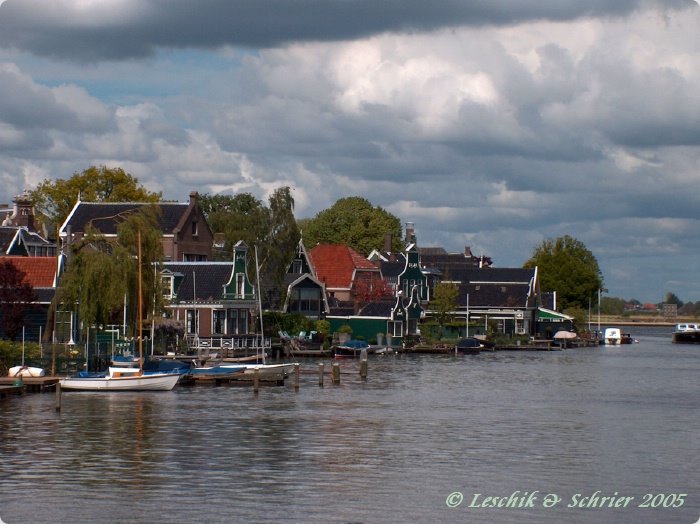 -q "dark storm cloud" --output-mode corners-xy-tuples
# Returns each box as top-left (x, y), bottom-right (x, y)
(0, 0), (693, 61)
